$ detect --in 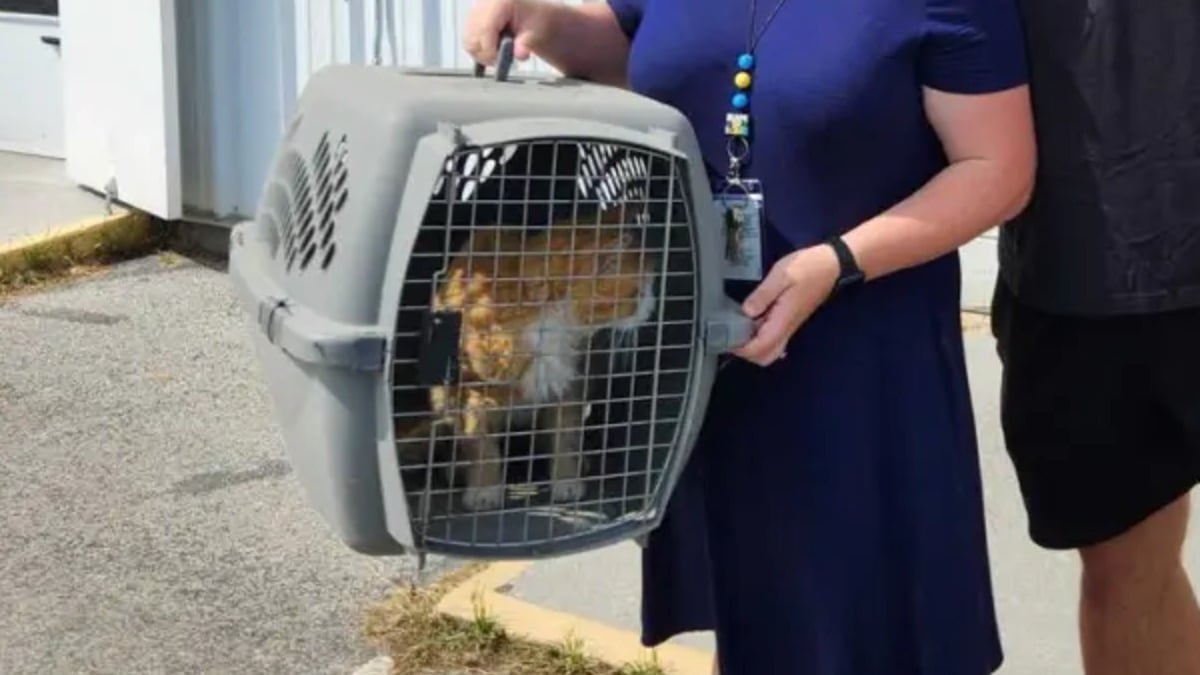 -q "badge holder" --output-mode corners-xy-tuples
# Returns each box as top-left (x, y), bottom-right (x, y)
(712, 134), (767, 373)
(713, 135), (765, 283)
